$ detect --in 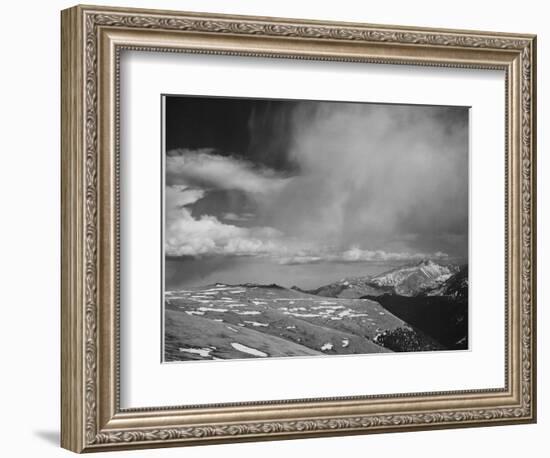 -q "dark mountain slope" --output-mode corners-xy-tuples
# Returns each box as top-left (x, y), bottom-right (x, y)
(362, 266), (469, 350)
(363, 294), (467, 350)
